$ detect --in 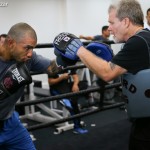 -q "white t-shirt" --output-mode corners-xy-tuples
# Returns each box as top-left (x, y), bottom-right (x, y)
(144, 22), (150, 30)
